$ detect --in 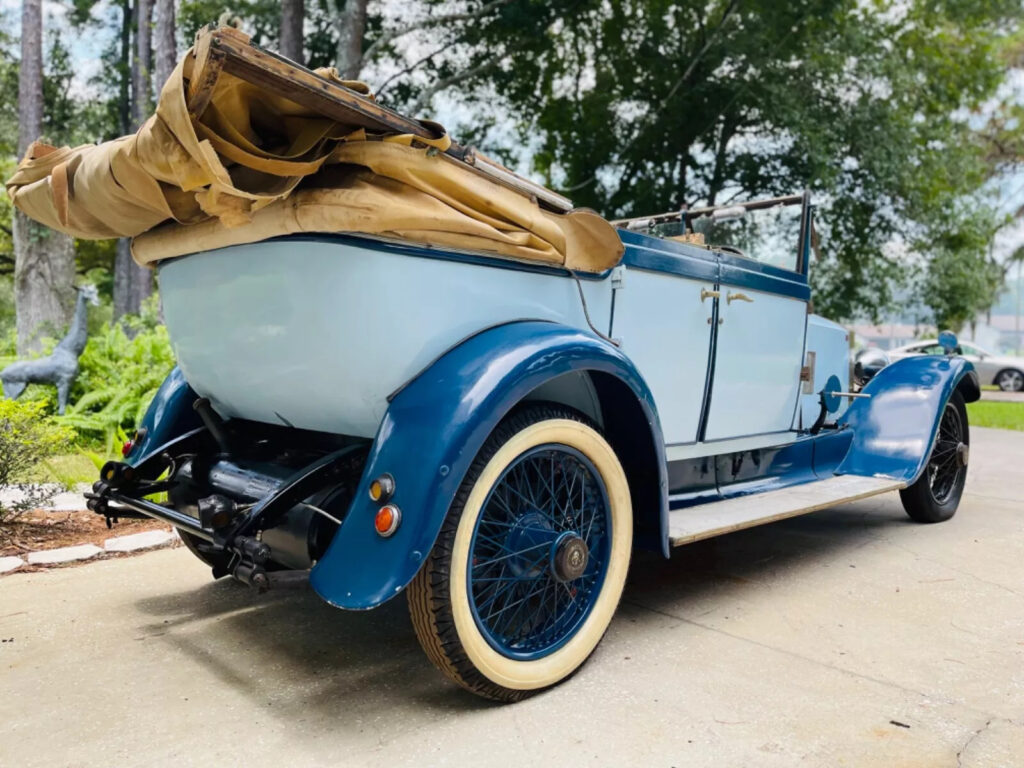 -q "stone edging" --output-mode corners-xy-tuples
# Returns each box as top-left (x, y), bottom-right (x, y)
(0, 528), (180, 575)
